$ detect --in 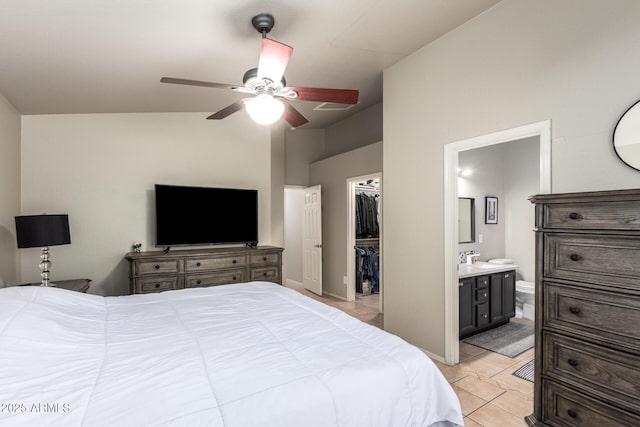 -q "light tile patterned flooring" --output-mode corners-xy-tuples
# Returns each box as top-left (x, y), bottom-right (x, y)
(286, 282), (533, 427)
